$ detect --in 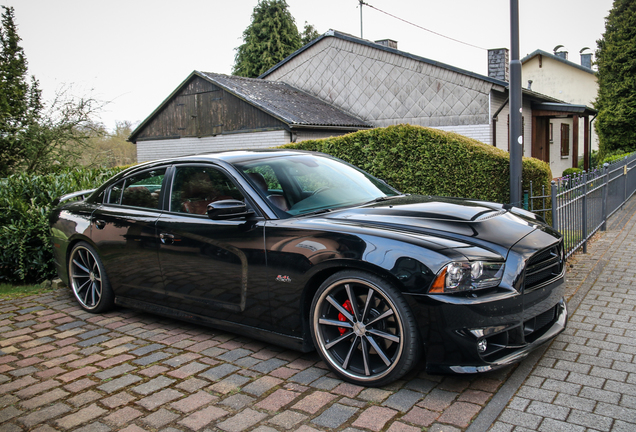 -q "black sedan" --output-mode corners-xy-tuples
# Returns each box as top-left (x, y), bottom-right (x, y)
(50, 150), (567, 386)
